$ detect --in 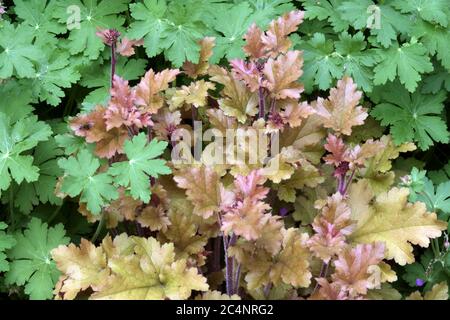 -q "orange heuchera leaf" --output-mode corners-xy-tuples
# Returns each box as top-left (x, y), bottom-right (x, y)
(307, 193), (354, 263)
(230, 59), (260, 92)
(331, 242), (386, 298)
(310, 278), (349, 300)
(345, 139), (385, 169)
(135, 68), (180, 113)
(221, 198), (271, 240)
(183, 37), (215, 78)
(243, 23), (265, 59)
(349, 187), (447, 265)
(209, 65), (258, 123)
(233, 169), (269, 203)
(323, 134), (347, 167)
(221, 170), (275, 241)
(52, 239), (109, 300)
(269, 228), (311, 288)
(263, 50), (304, 100)
(261, 10), (304, 57)
(105, 75), (152, 130)
(70, 106), (128, 158)
(153, 108), (182, 141)
(170, 80), (215, 109)
(323, 134), (384, 169)
(315, 76), (368, 135)
(206, 109), (237, 133)
(106, 188), (143, 222)
(173, 166), (222, 218)
(280, 100), (315, 128)
(116, 38), (144, 57)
